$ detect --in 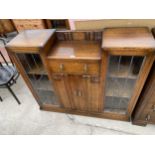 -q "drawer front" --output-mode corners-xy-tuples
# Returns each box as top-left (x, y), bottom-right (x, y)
(48, 60), (100, 75)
